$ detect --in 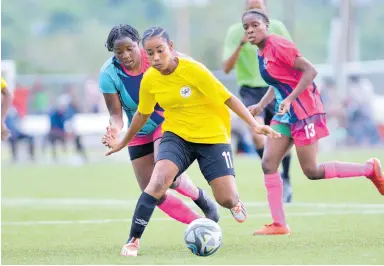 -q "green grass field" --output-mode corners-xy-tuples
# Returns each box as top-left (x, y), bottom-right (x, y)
(2, 149), (384, 265)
